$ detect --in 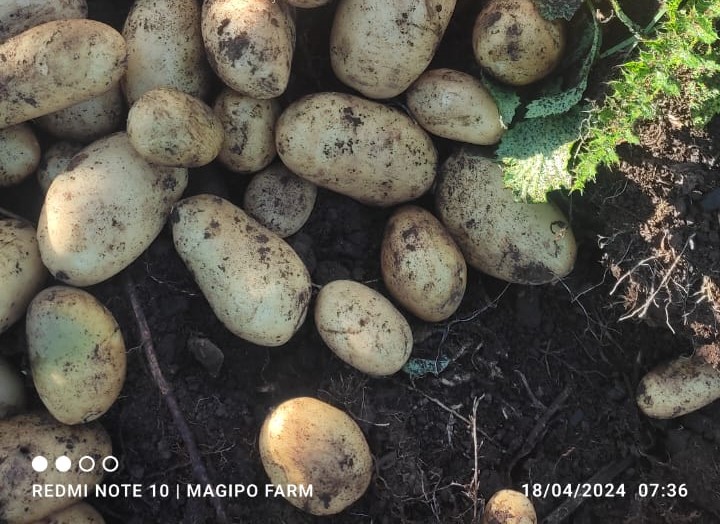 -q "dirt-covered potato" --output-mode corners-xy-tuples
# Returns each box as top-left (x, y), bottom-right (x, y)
(202, 0), (295, 99)
(0, 19), (126, 128)
(32, 502), (105, 524)
(276, 92), (437, 206)
(315, 280), (413, 375)
(259, 397), (373, 515)
(482, 489), (537, 524)
(38, 133), (188, 286)
(243, 164), (317, 238)
(406, 68), (505, 145)
(0, 412), (111, 523)
(381, 206), (466, 322)
(171, 195), (312, 346)
(122, 0), (212, 105)
(36, 141), (84, 194)
(0, 219), (46, 334)
(472, 0), (566, 86)
(27, 286), (126, 425)
(435, 148), (576, 284)
(330, 0), (456, 99)
(127, 87), (223, 167)
(0, 355), (26, 419)
(0, 123), (41, 186)
(0, 0), (87, 43)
